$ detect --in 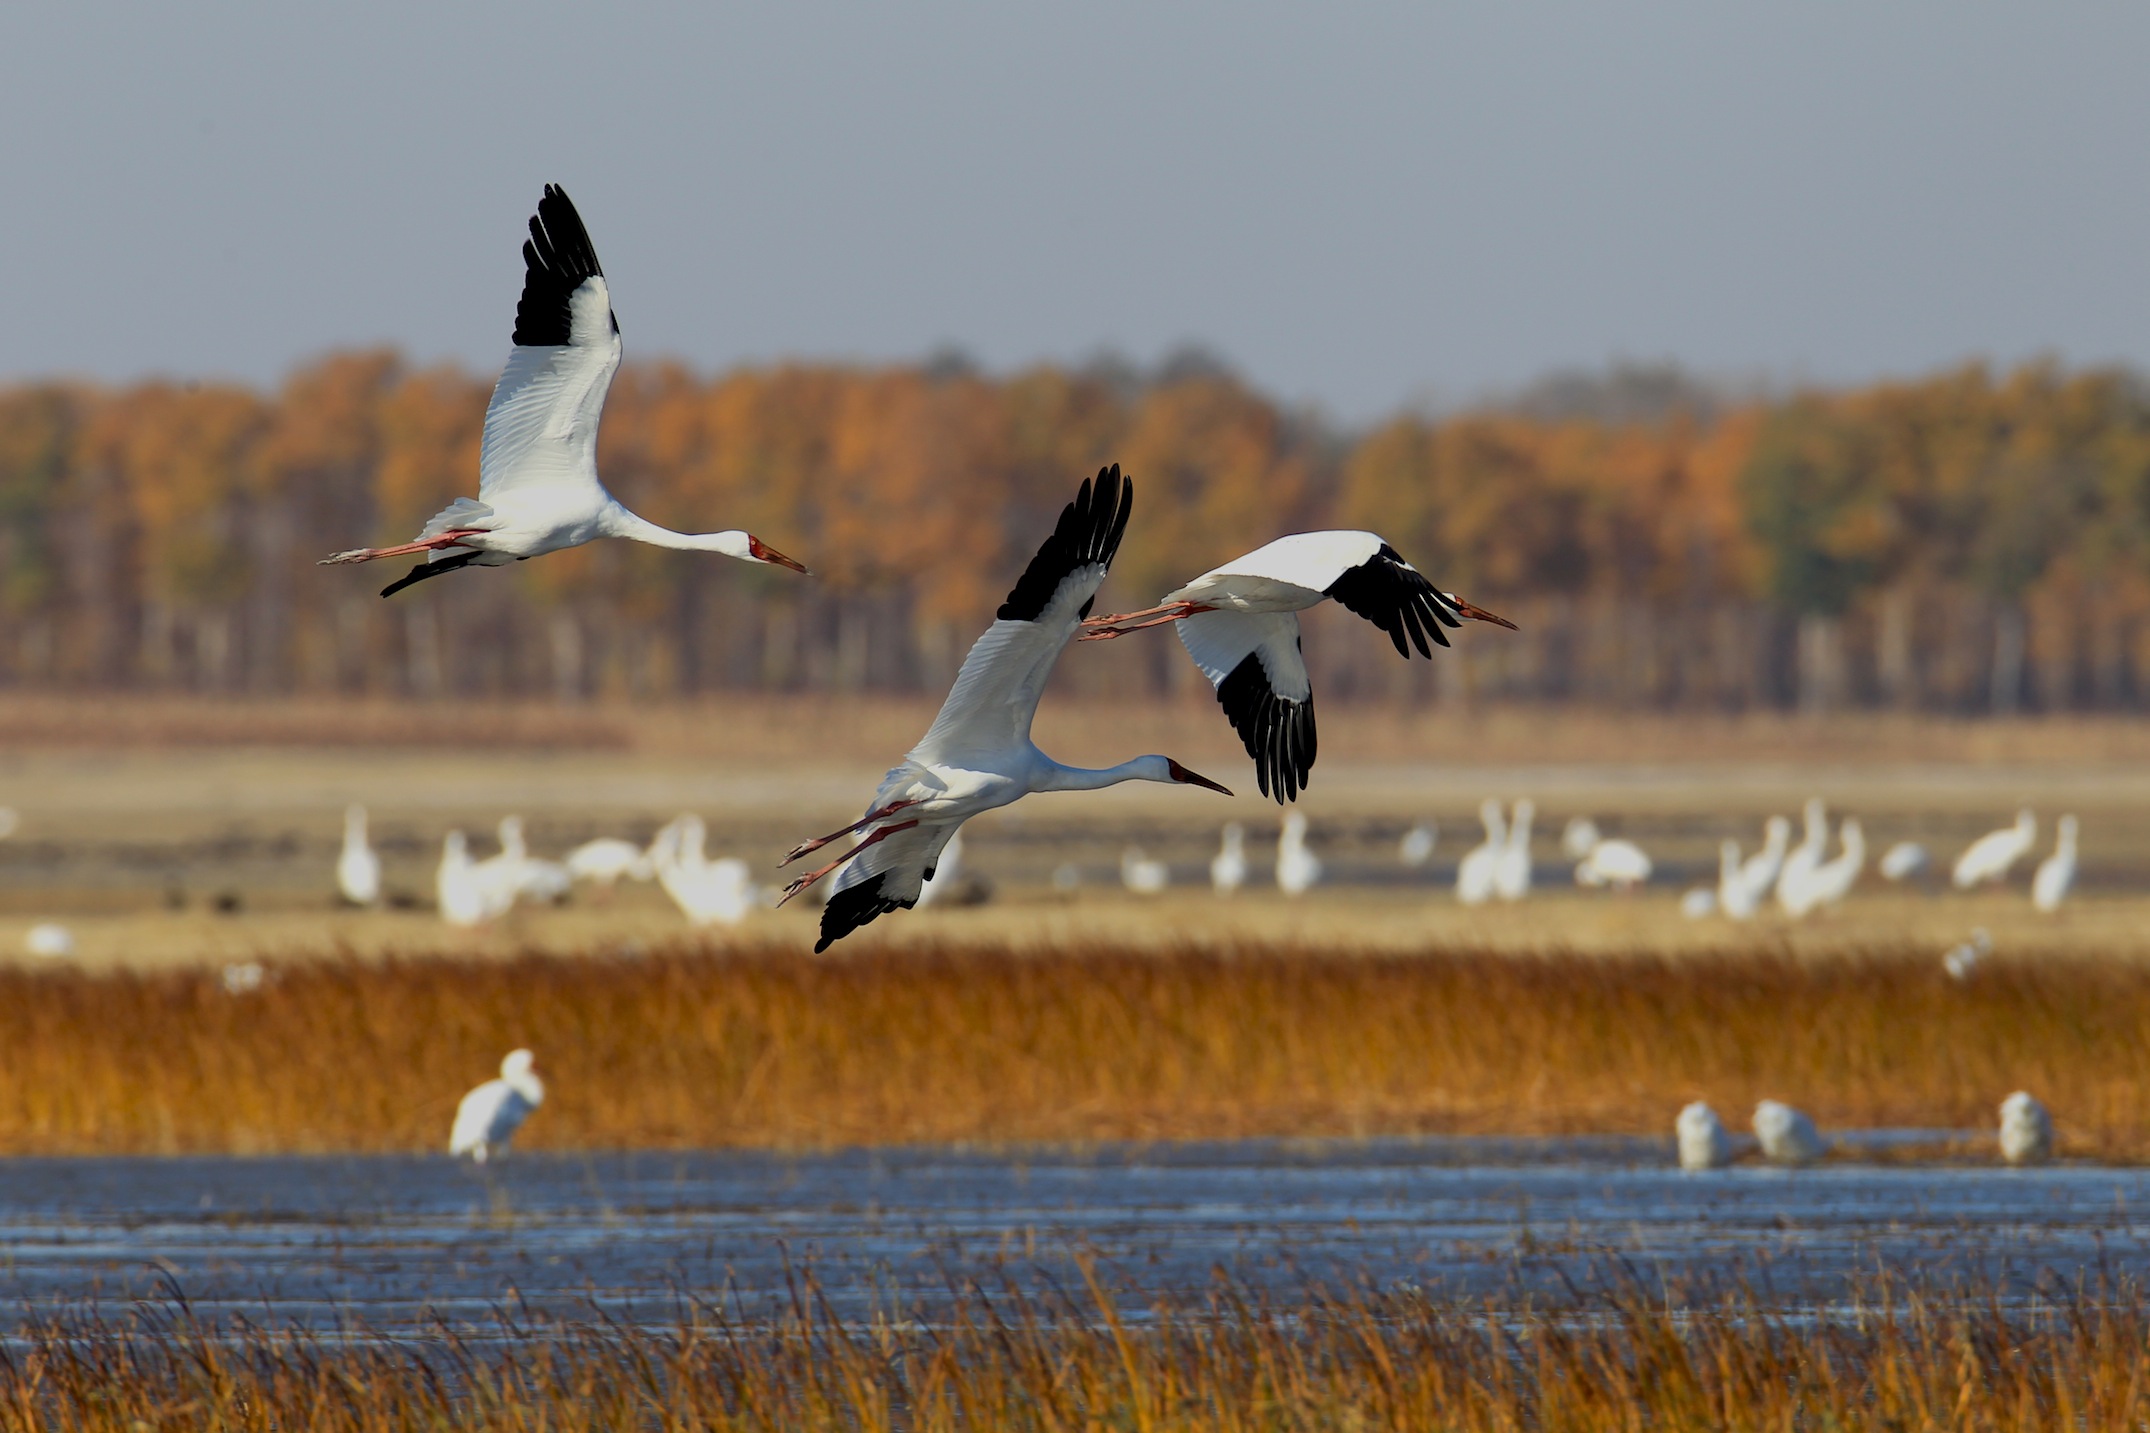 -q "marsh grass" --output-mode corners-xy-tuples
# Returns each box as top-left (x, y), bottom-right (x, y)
(7, 1269), (2150, 1430)
(3, 941), (2148, 1156)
